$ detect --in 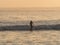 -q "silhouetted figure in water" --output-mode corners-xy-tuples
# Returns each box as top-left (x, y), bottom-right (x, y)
(30, 21), (33, 31)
